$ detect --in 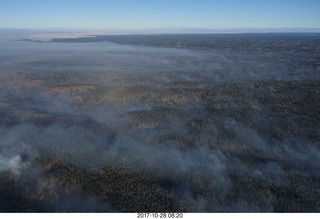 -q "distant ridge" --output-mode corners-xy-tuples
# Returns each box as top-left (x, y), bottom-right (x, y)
(1, 27), (320, 41)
